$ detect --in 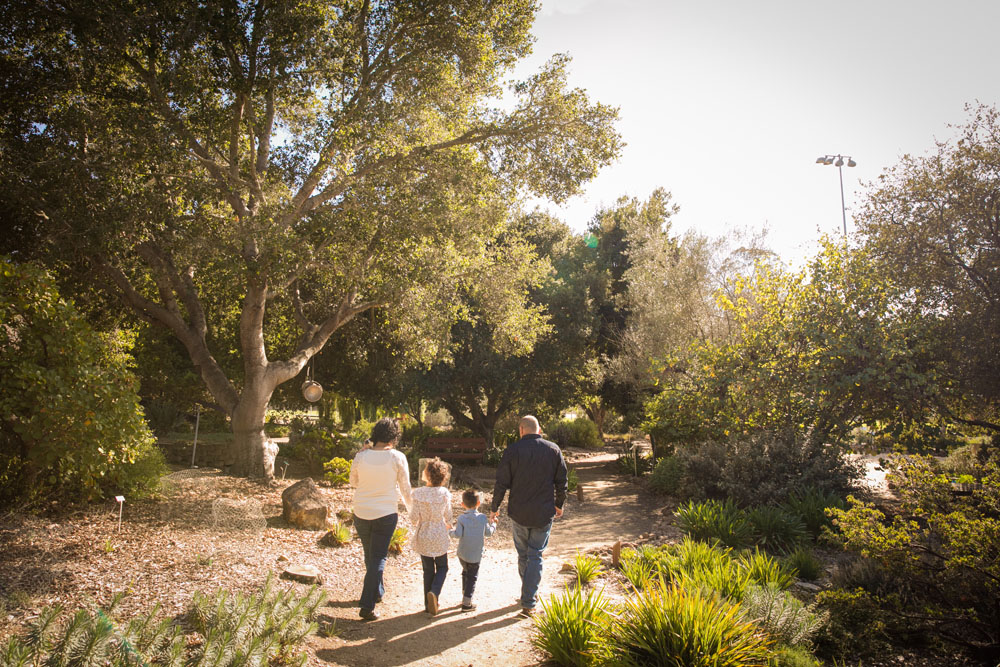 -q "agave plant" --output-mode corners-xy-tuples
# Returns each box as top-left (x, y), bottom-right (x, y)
(532, 586), (613, 666)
